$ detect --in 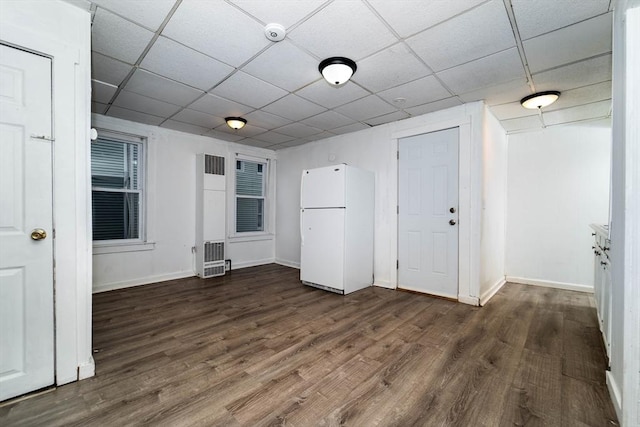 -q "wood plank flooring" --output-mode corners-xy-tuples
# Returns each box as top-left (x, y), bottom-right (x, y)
(0, 264), (618, 426)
